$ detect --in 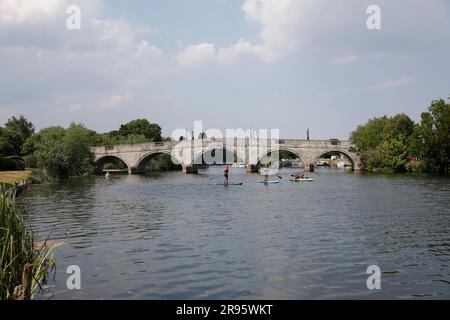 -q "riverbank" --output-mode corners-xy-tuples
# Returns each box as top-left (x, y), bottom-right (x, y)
(0, 170), (31, 186)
